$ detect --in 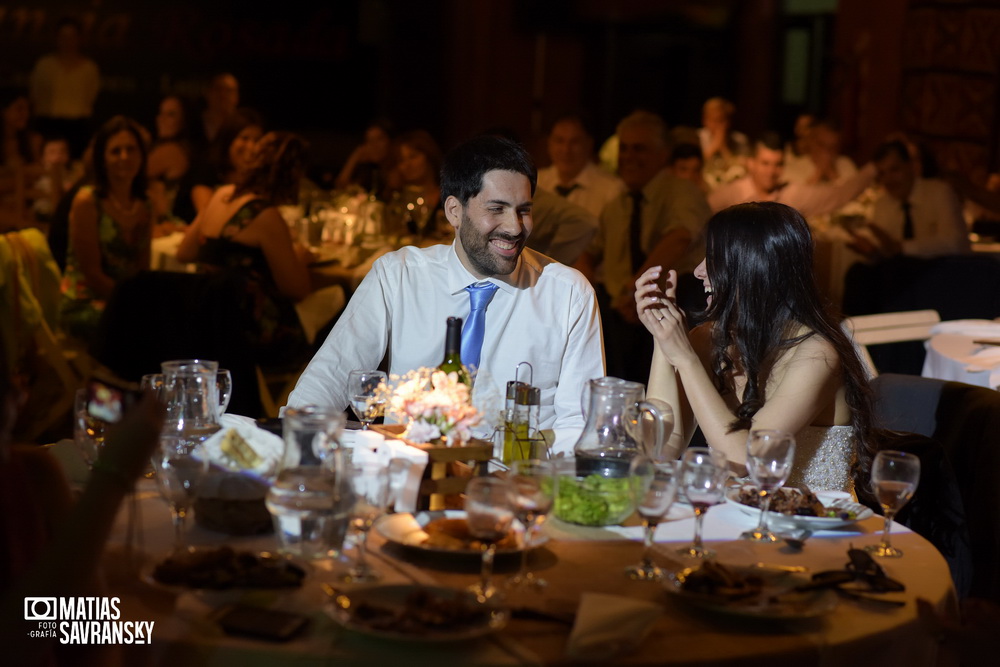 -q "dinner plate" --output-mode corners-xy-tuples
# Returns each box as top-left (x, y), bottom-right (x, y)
(725, 486), (874, 530)
(141, 547), (309, 597)
(325, 584), (509, 642)
(665, 565), (838, 620)
(375, 510), (548, 557)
